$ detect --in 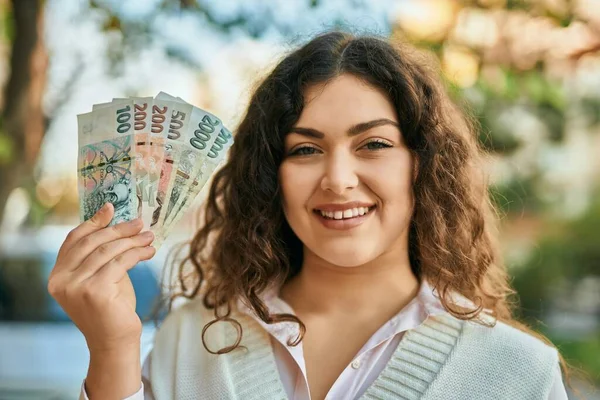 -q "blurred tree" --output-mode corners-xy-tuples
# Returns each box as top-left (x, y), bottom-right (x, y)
(0, 0), (363, 226)
(0, 0), (47, 228)
(510, 193), (600, 383)
(392, 0), (600, 218)
(512, 194), (600, 322)
(85, 0), (328, 74)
